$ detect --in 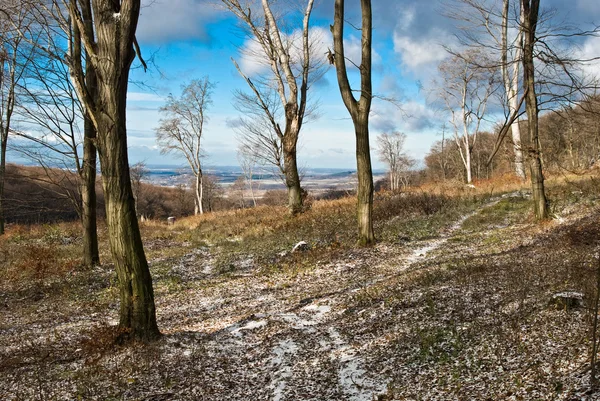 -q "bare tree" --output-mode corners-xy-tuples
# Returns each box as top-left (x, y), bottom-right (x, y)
(332, 0), (374, 245)
(445, 0), (527, 179)
(376, 132), (414, 191)
(156, 78), (213, 215)
(436, 49), (497, 184)
(54, 0), (159, 340)
(10, 26), (102, 265)
(130, 161), (147, 217)
(237, 146), (260, 207)
(0, 1), (33, 235)
(501, 0), (526, 179)
(233, 91), (285, 179)
(220, 0), (323, 215)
